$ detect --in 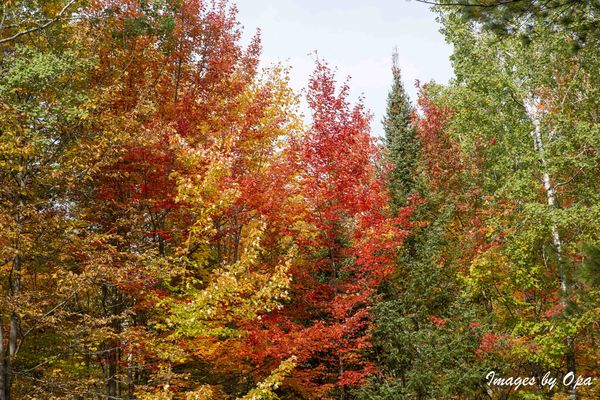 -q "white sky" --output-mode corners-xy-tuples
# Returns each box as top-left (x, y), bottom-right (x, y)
(236, 0), (454, 137)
